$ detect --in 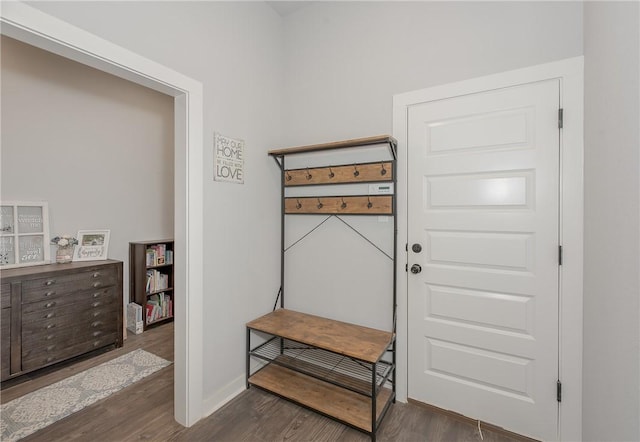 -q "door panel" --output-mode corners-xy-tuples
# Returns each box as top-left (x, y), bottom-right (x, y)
(425, 338), (534, 398)
(408, 79), (560, 440)
(428, 231), (534, 270)
(427, 285), (533, 333)
(427, 107), (533, 154)
(427, 172), (531, 208)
